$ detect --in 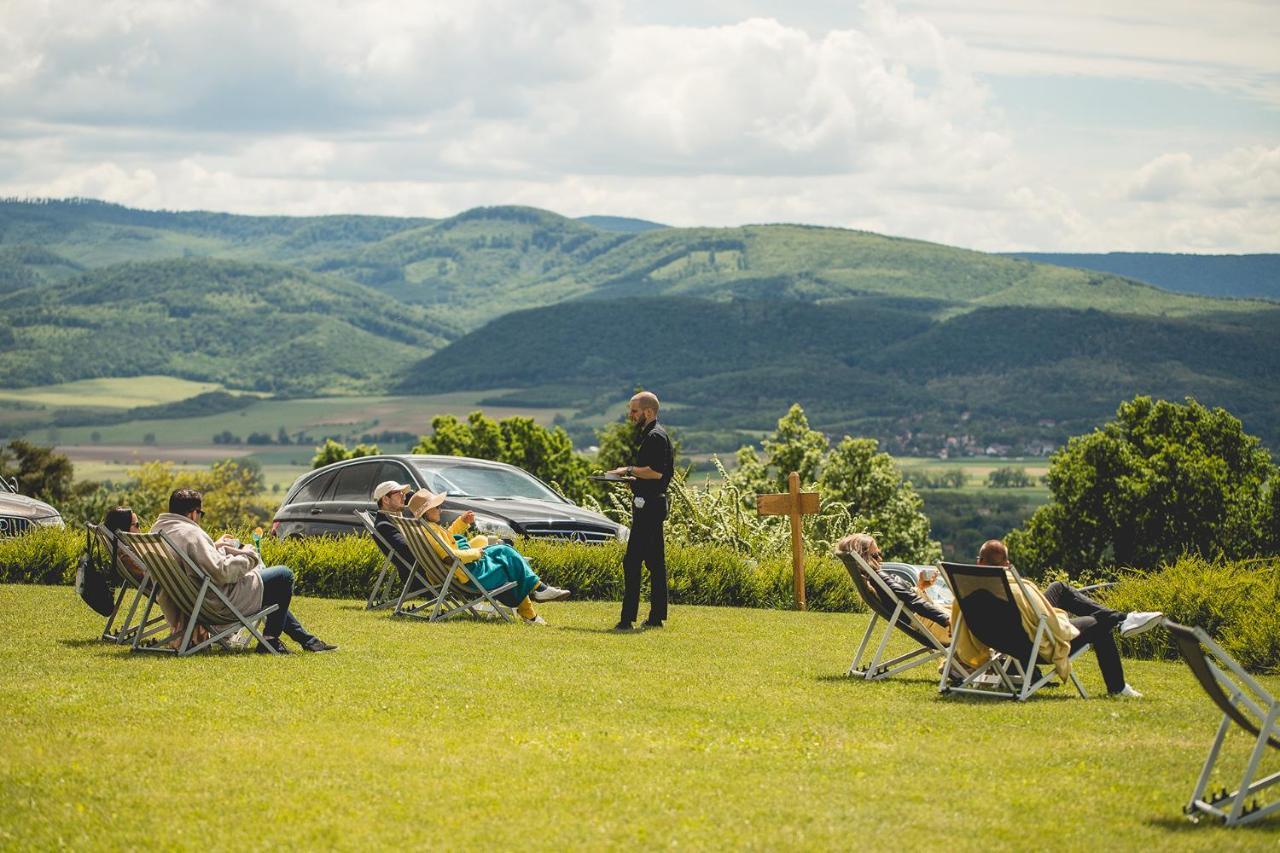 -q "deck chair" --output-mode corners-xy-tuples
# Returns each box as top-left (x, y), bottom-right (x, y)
(88, 523), (167, 646)
(938, 562), (1090, 701)
(386, 515), (516, 622)
(1168, 621), (1280, 826)
(354, 509), (436, 613)
(116, 531), (280, 656)
(835, 550), (950, 681)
